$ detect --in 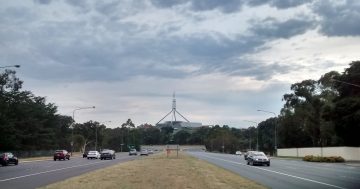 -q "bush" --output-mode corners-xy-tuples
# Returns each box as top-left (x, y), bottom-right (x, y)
(303, 155), (345, 162)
